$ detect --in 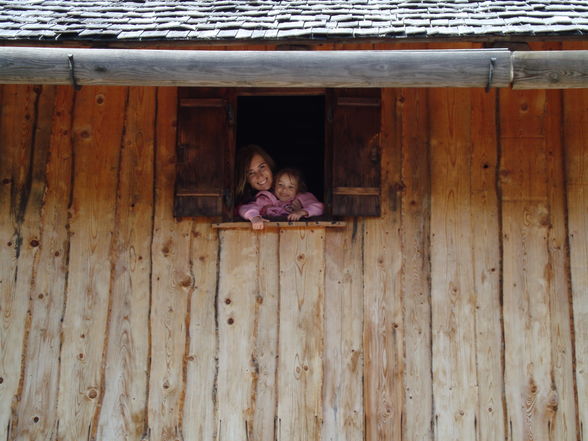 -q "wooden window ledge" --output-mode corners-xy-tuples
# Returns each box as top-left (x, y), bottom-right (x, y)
(212, 221), (346, 229)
